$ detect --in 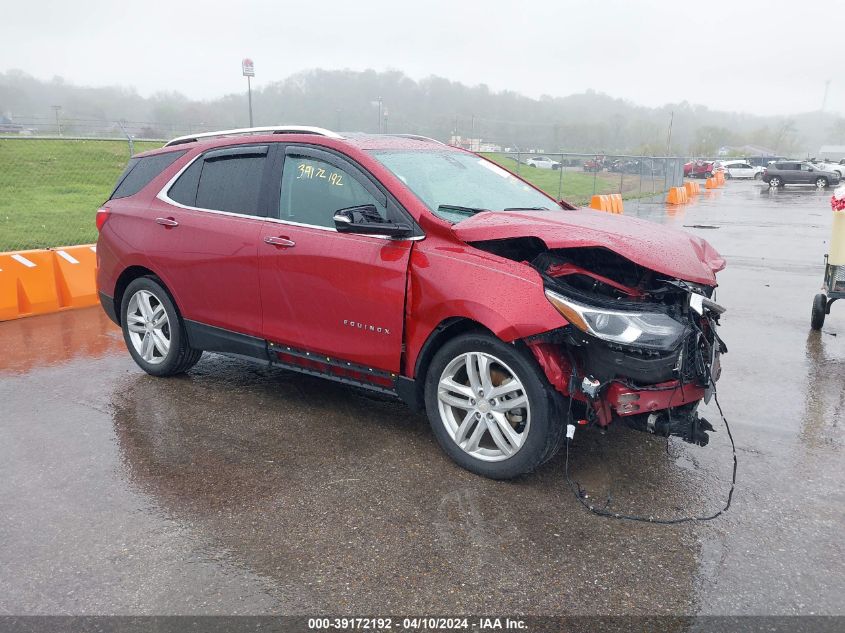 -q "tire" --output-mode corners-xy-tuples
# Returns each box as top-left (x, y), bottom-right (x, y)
(423, 333), (566, 479)
(754, 172), (763, 180)
(705, 171), (713, 178)
(811, 294), (827, 330)
(768, 176), (783, 188)
(120, 276), (203, 376)
(815, 177), (829, 189)
(724, 172), (732, 179)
